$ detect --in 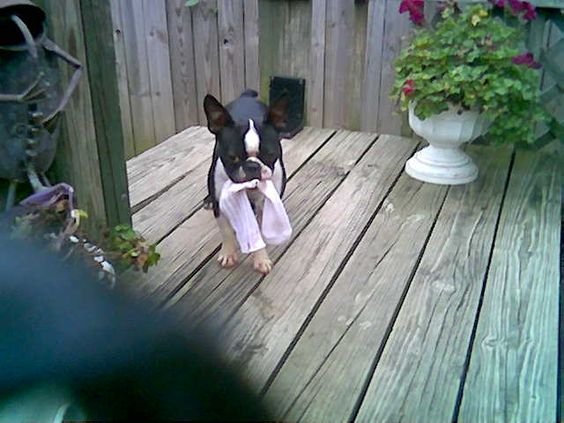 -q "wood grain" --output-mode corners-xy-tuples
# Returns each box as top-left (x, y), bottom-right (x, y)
(168, 130), (378, 324)
(42, 0), (107, 233)
(212, 134), (417, 393)
(243, 0), (260, 91)
(132, 158), (208, 243)
(217, 0), (246, 101)
(258, 0), (310, 103)
(345, 1), (368, 130)
(360, 0), (386, 132)
(257, 0), (287, 101)
(309, 0), (326, 127)
(127, 126), (210, 210)
(459, 150), (560, 423)
(143, 0), (176, 143)
(137, 128), (336, 300)
(323, 0), (355, 128)
(191, 0), (221, 123)
(166, 0), (200, 131)
(81, 0), (132, 226)
(109, 0), (135, 159)
(264, 174), (448, 422)
(355, 146), (513, 422)
(376, 0), (412, 135)
(120, 0), (156, 153)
